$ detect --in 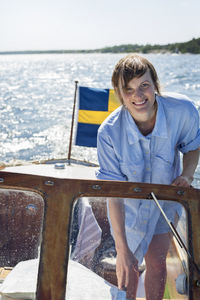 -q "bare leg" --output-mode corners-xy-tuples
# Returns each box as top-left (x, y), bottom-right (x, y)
(126, 267), (139, 300)
(144, 233), (171, 300)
